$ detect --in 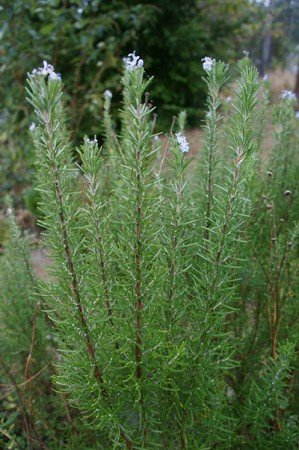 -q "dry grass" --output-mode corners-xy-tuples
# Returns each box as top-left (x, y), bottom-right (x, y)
(186, 128), (204, 155)
(30, 246), (52, 279)
(268, 68), (296, 100)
